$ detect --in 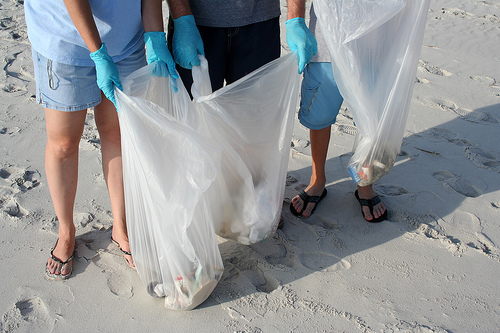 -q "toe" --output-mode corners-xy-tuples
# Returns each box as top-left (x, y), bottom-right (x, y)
(302, 202), (315, 218)
(47, 258), (61, 275)
(362, 206), (374, 221)
(291, 195), (304, 213)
